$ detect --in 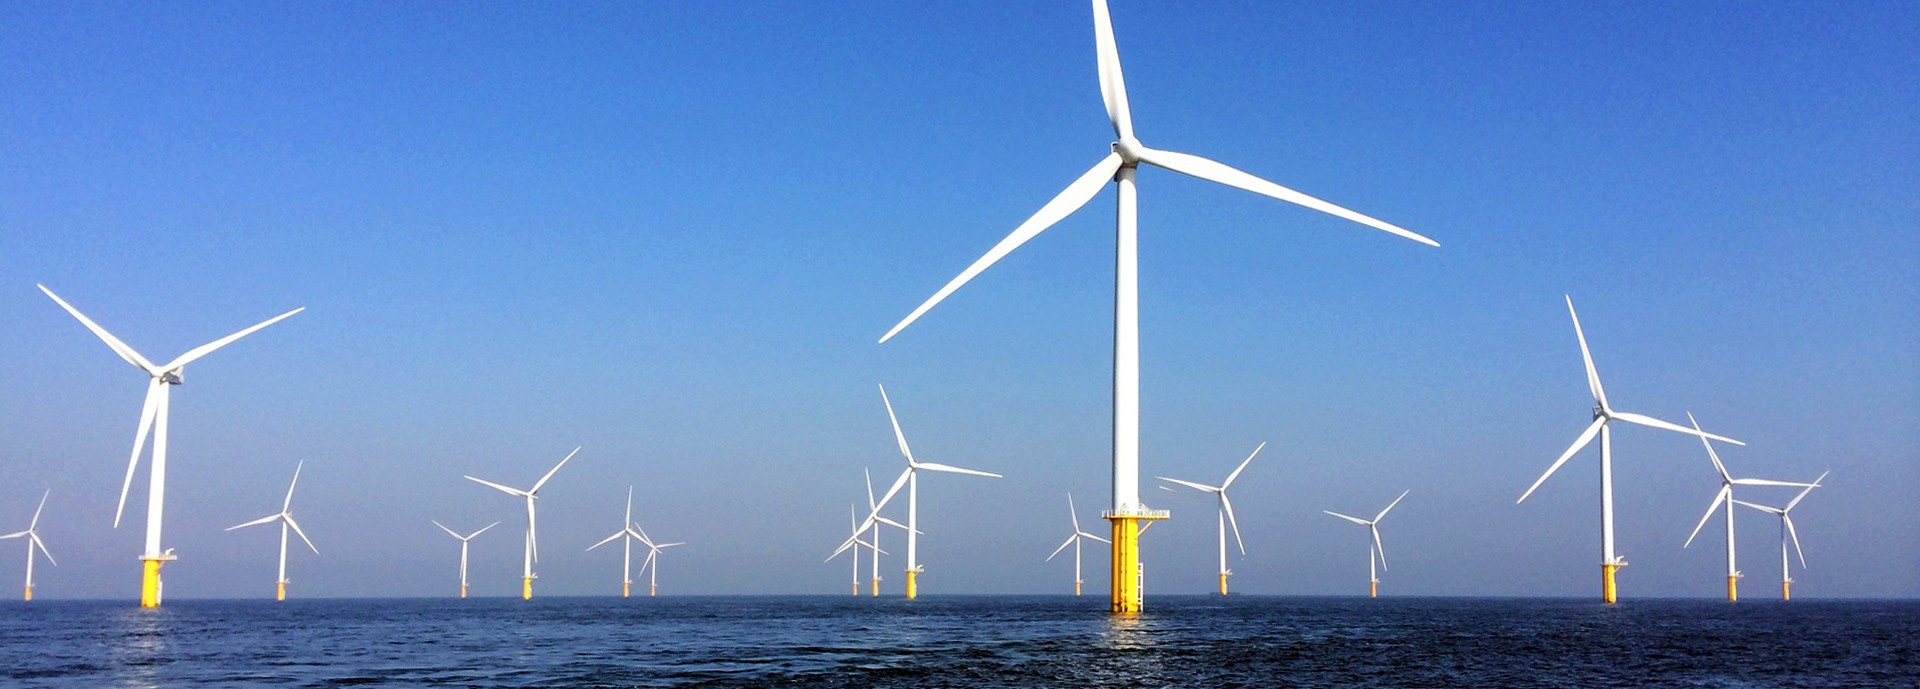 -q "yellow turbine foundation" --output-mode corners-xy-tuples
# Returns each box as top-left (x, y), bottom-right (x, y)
(1074, 581), (1081, 596)
(1370, 580), (1378, 599)
(851, 582), (858, 596)
(1109, 517), (1143, 613)
(1601, 563), (1620, 604)
(1783, 580), (1791, 601)
(460, 584), (467, 599)
(870, 579), (879, 597)
(1727, 575), (1739, 602)
(140, 557), (167, 608)
(521, 576), (533, 600)
(23, 585), (31, 602)
(276, 581), (286, 602)
(1218, 572), (1229, 596)
(650, 583), (657, 597)
(904, 570), (918, 600)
